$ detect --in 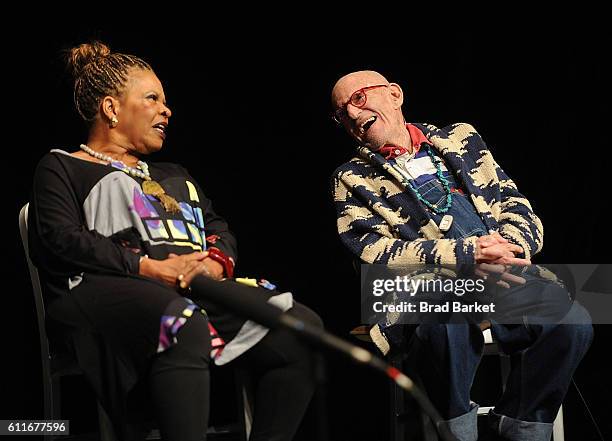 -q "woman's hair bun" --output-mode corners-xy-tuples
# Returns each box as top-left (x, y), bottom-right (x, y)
(66, 41), (111, 78)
